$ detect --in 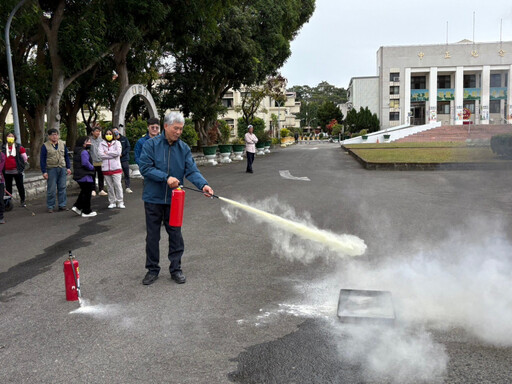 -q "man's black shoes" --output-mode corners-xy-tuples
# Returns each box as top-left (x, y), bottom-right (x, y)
(171, 271), (186, 284)
(142, 272), (158, 285)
